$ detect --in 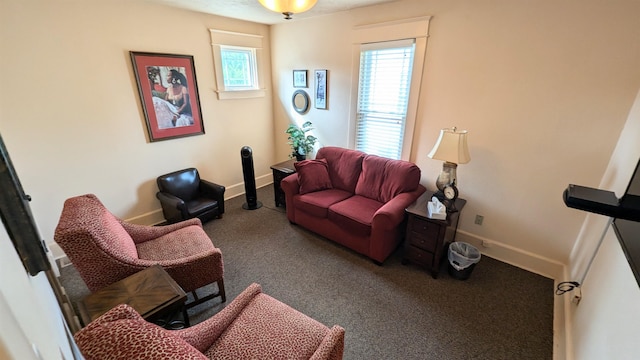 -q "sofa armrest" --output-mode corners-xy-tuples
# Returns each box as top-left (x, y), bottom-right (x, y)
(372, 185), (426, 231)
(310, 325), (345, 360)
(281, 174), (300, 222)
(120, 218), (202, 244)
(174, 283), (263, 352)
(280, 174), (300, 196)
